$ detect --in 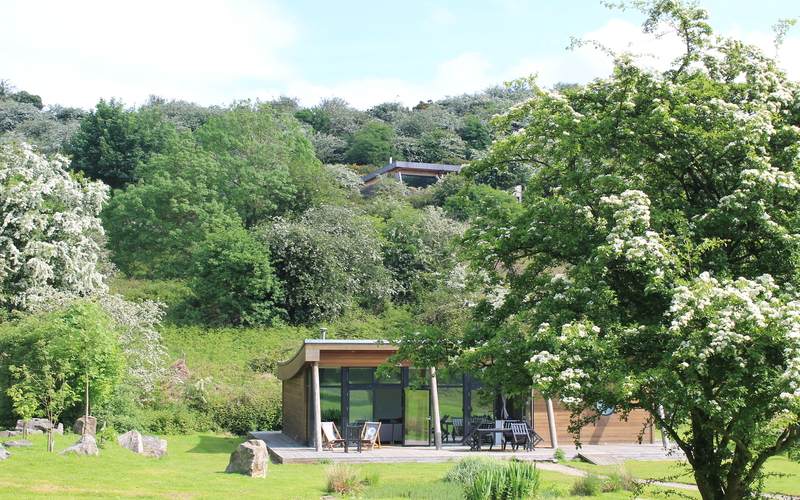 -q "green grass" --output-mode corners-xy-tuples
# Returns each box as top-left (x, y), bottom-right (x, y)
(0, 433), (698, 499)
(567, 457), (800, 496)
